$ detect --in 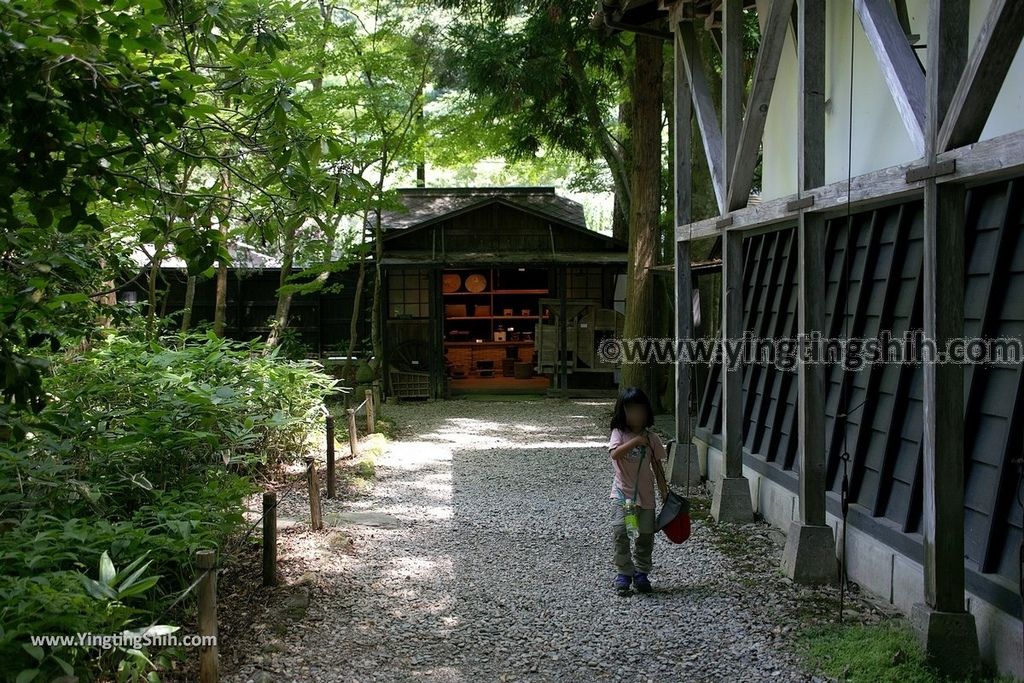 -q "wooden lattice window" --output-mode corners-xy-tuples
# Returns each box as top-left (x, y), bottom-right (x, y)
(388, 268), (429, 318)
(567, 267), (602, 300)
